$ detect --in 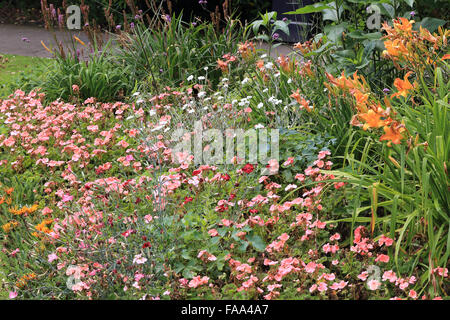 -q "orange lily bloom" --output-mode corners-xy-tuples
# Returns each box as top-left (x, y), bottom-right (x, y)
(380, 125), (405, 146)
(393, 18), (415, 33)
(392, 72), (414, 98)
(359, 110), (386, 130)
(217, 59), (228, 73)
(290, 89), (311, 112)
